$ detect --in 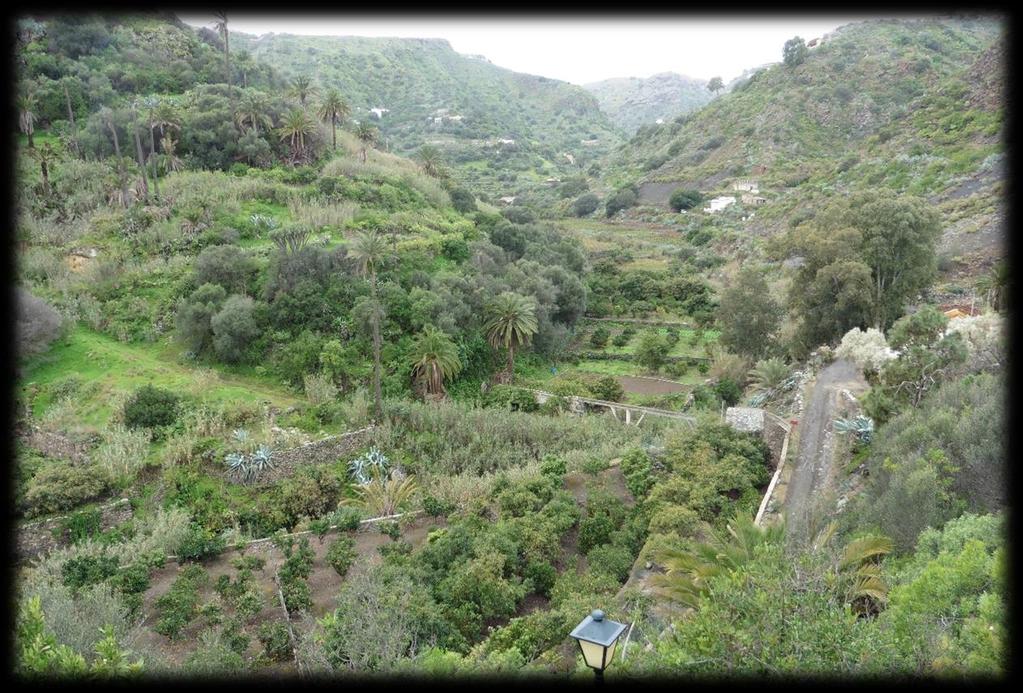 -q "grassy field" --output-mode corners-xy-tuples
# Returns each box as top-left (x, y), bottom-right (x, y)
(21, 327), (302, 429)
